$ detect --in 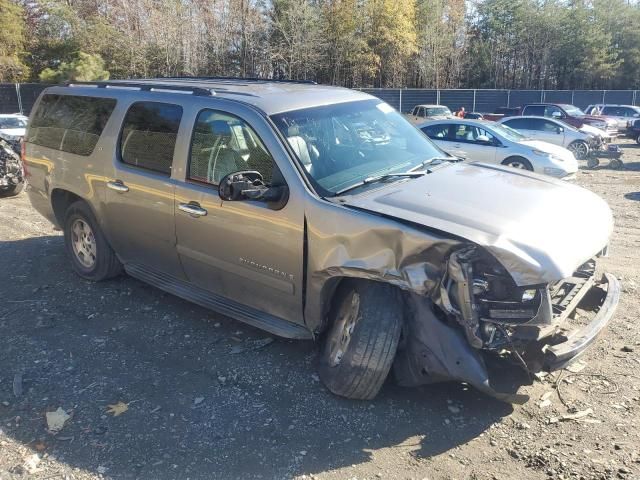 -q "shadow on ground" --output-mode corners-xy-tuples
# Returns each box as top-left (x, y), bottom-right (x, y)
(0, 235), (513, 479)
